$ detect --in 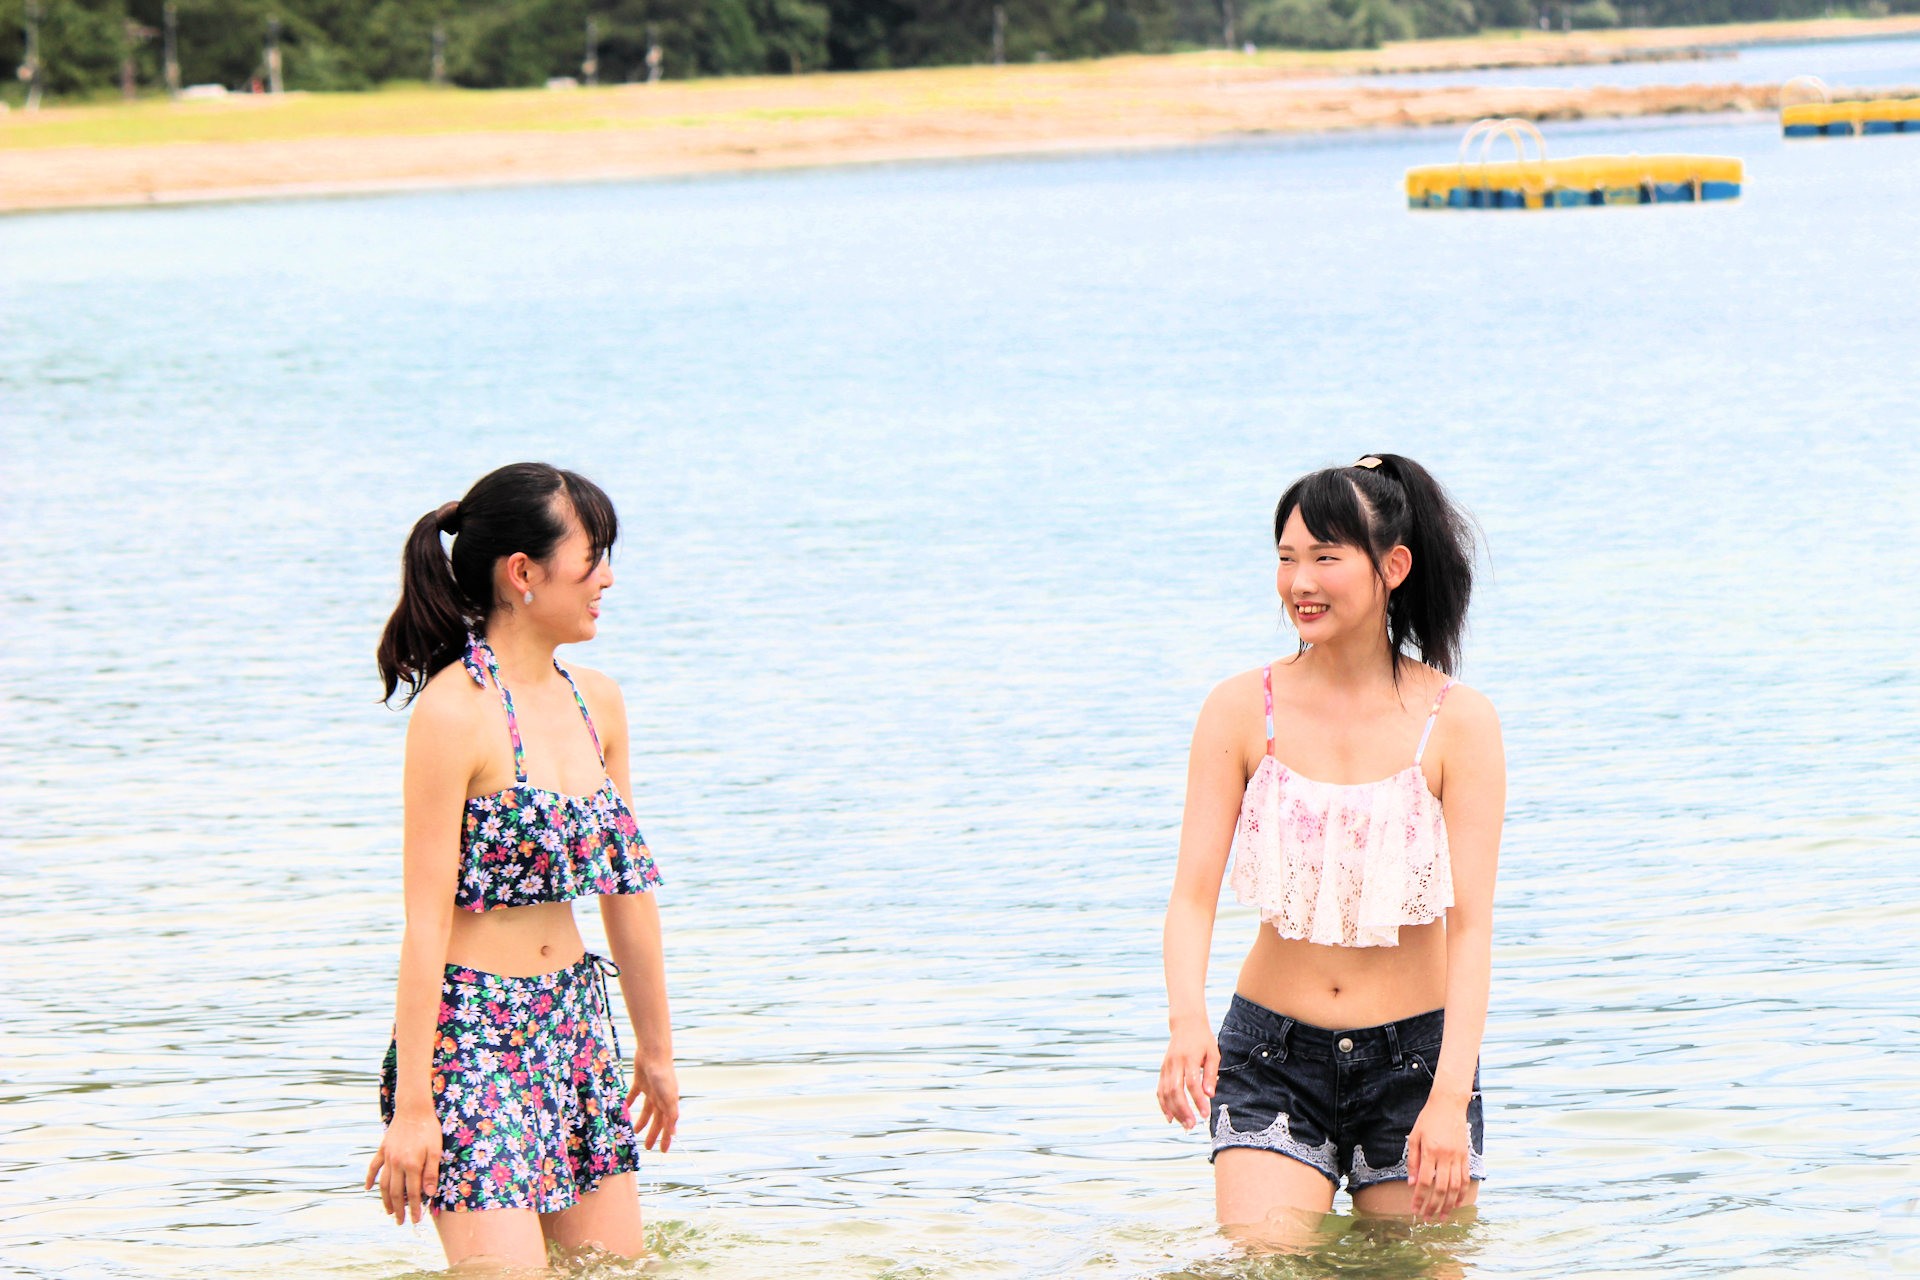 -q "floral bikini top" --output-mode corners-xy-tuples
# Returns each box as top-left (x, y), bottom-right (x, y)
(456, 633), (661, 912)
(1229, 663), (1456, 949)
